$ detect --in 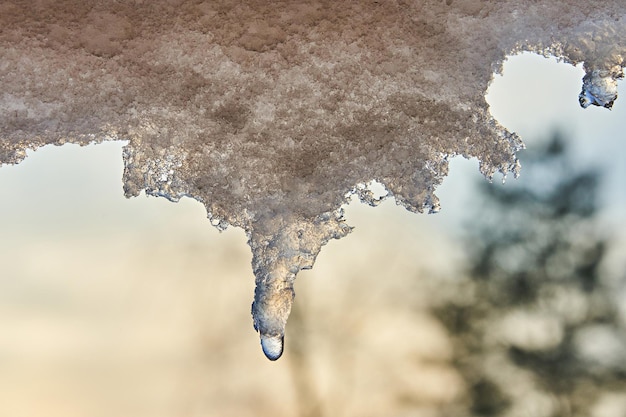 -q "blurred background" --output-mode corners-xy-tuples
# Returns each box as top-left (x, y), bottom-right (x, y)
(0, 53), (625, 417)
